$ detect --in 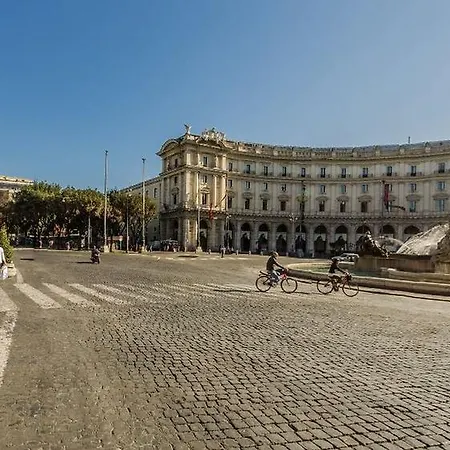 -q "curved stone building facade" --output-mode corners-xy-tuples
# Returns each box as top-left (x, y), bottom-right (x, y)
(157, 128), (450, 256)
